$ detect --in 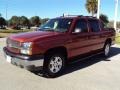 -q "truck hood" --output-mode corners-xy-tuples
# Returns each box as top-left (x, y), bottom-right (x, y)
(9, 31), (62, 42)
